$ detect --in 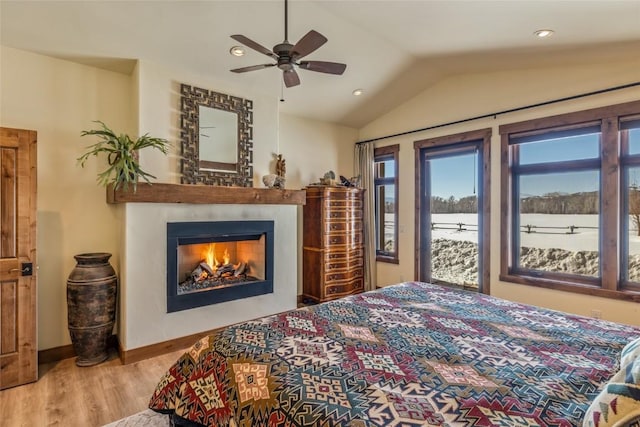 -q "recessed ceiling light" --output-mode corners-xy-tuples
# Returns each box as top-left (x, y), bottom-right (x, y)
(230, 46), (245, 56)
(352, 89), (364, 96)
(534, 29), (554, 38)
